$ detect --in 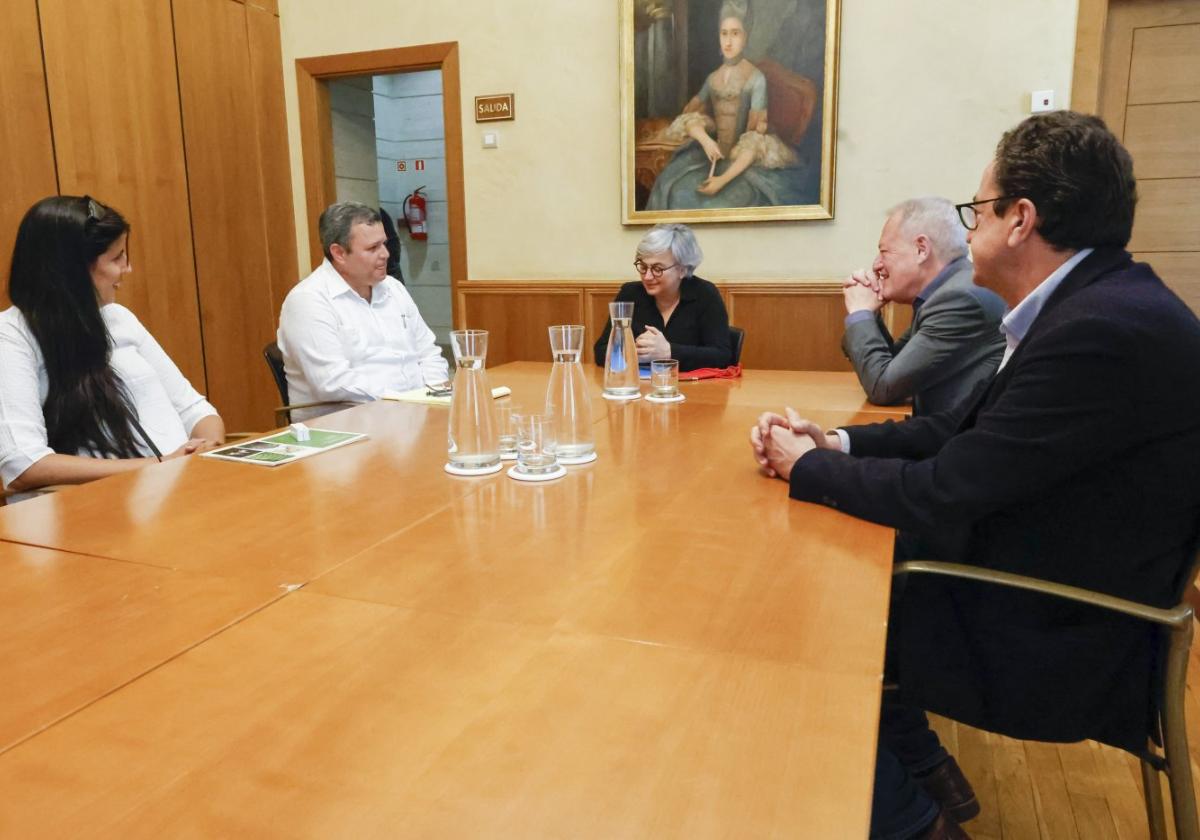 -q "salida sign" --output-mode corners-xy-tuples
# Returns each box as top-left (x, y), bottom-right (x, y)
(475, 93), (514, 122)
